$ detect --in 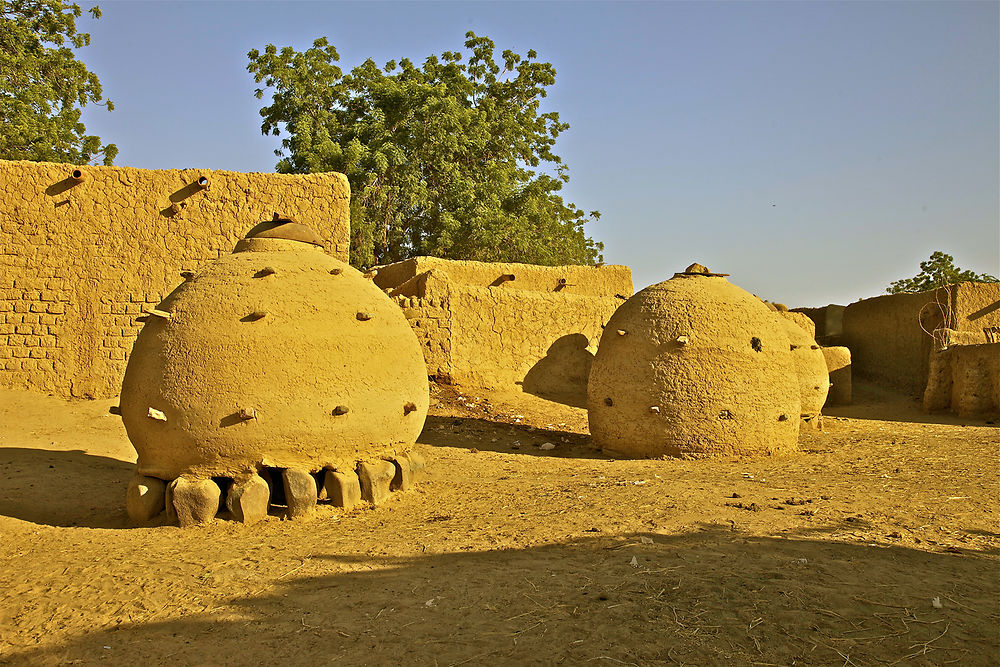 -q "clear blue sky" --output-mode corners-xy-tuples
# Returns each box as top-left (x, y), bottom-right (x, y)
(76, 1), (998, 306)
